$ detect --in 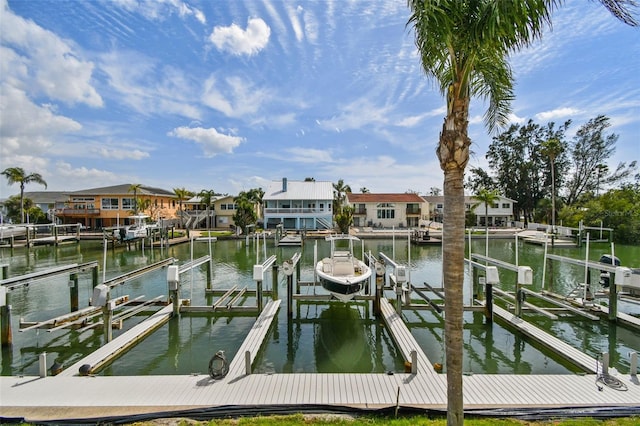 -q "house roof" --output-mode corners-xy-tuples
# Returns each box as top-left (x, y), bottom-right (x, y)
(347, 193), (425, 203)
(19, 191), (68, 203)
(68, 184), (175, 197)
(264, 179), (333, 200)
